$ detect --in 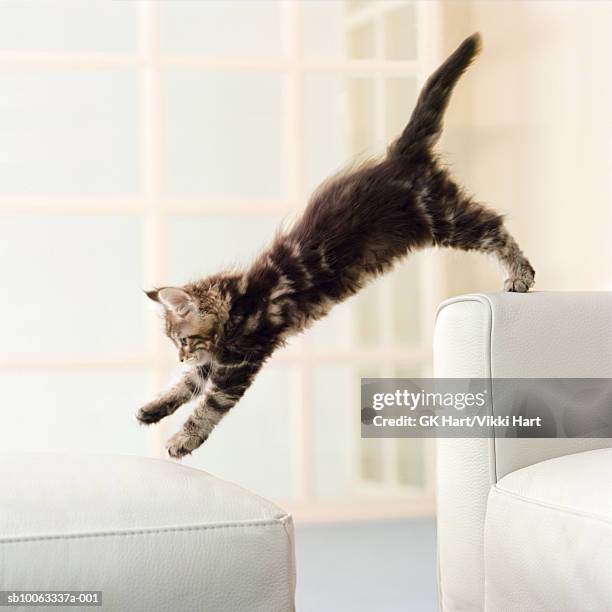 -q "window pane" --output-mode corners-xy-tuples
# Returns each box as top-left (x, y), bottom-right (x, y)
(310, 279), (387, 351)
(394, 366), (425, 379)
(302, 1), (346, 60)
(304, 75), (382, 193)
(385, 77), (418, 140)
(393, 256), (422, 346)
(162, 70), (285, 198)
(160, 0), (282, 58)
(310, 300), (353, 351)
(303, 75), (349, 193)
(165, 214), (283, 282)
(354, 278), (382, 347)
(392, 367), (426, 488)
(383, 4), (418, 60)
(313, 366), (358, 499)
(347, 0), (371, 13)
(171, 365), (293, 502)
(303, 1), (417, 60)
(0, 215), (145, 356)
(0, 0), (138, 53)
(347, 22), (376, 60)
(397, 439), (425, 487)
(360, 438), (385, 482)
(0, 368), (151, 455)
(359, 365), (385, 483)
(0, 70), (140, 195)
(303, 0), (378, 60)
(349, 78), (380, 154)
